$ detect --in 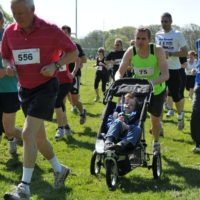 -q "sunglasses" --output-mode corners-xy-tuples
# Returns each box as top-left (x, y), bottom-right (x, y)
(161, 20), (170, 23)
